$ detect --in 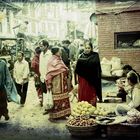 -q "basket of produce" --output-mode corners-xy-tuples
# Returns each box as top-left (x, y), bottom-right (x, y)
(71, 101), (114, 117)
(71, 101), (96, 116)
(66, 115), (98, 137)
